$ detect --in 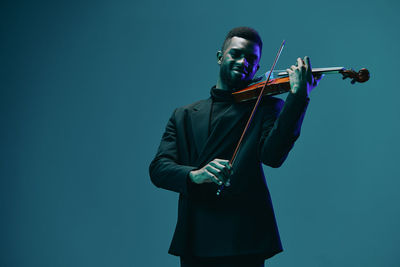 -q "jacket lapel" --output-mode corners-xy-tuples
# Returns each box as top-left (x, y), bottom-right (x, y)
(191, 100), (251, 166)
(190, 99), (212, 160)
